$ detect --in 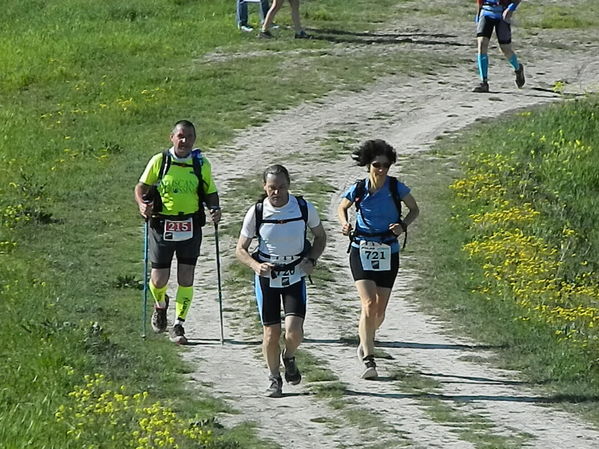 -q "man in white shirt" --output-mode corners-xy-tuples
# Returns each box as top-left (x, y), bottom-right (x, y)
(236, 164), (326, 397)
